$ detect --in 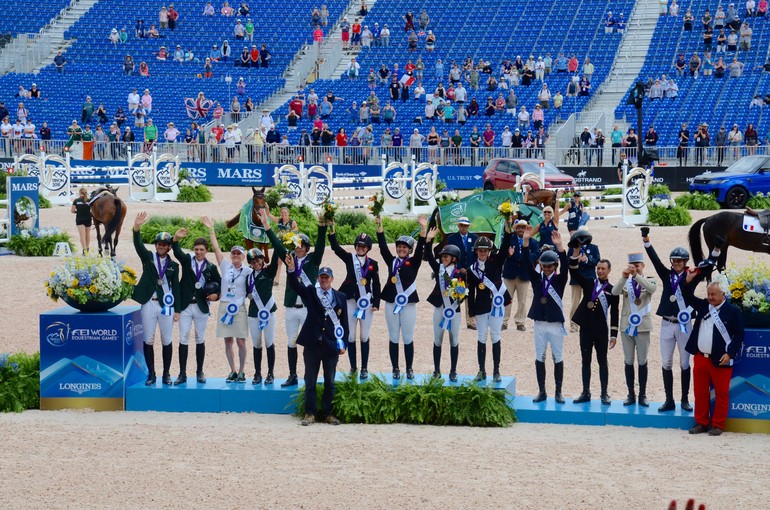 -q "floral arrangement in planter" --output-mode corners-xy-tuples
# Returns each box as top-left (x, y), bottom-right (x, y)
(7, 227), (73, 257)
(45, 255), (137, 312)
